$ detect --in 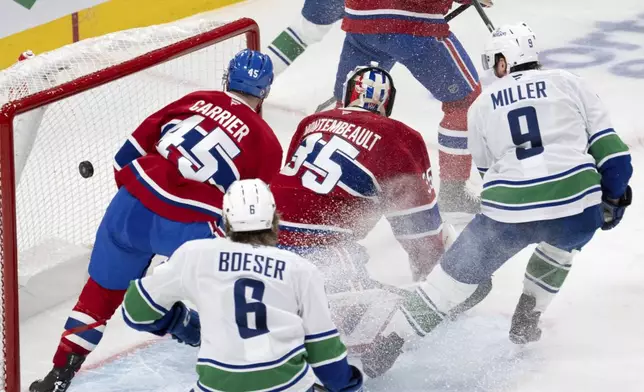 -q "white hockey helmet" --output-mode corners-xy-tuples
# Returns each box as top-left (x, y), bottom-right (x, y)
(482, 22), (539, 71)
(223, 179), (276, 232)
(342, 61), (396, 117)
